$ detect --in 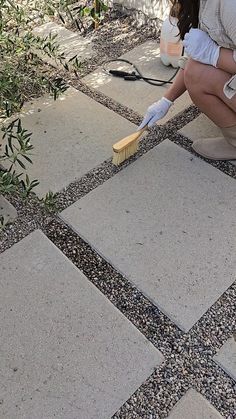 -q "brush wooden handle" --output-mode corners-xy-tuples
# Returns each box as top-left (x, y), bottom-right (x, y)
(113, 126), (148, 152)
